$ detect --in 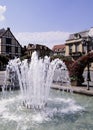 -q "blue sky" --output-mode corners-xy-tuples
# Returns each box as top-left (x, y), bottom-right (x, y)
(0, 0), (93, 48)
